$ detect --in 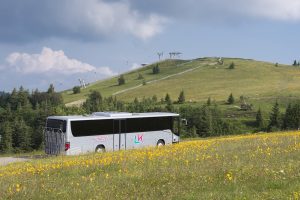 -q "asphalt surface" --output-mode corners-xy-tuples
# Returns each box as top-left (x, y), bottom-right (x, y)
(0, 157), (31, 166)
